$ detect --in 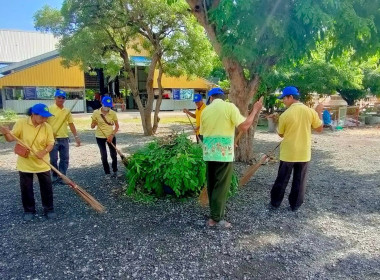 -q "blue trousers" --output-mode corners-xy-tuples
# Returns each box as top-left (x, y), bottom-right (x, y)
(50, 138), (70, 177)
